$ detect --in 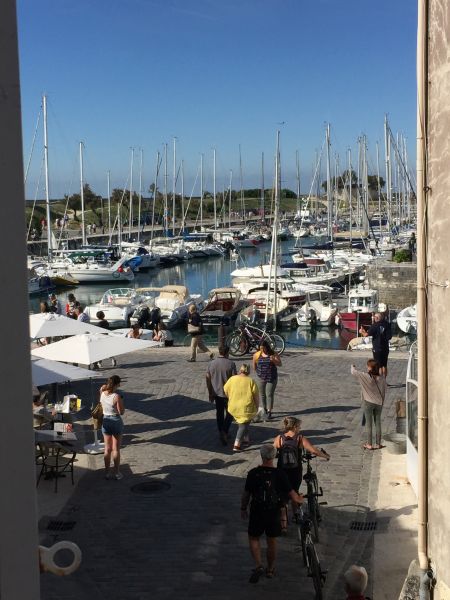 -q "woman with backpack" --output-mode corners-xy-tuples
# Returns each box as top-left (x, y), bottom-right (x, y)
(274, 416), (330, 532)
